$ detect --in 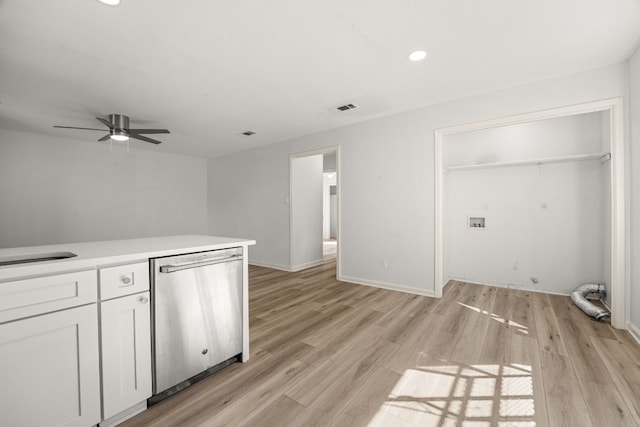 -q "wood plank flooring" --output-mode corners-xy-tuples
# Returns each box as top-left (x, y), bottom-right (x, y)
(121, 258), (640, 427)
